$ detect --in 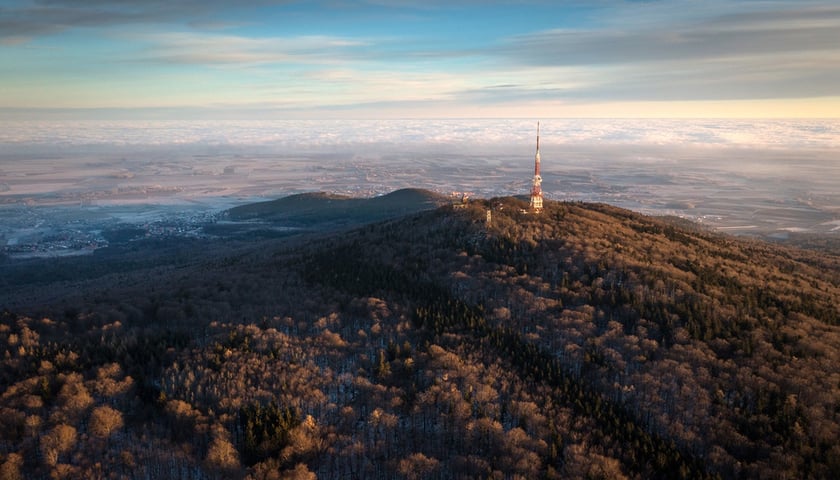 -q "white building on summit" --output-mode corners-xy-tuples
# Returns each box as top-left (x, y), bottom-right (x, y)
(529, 122), (543, 213)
